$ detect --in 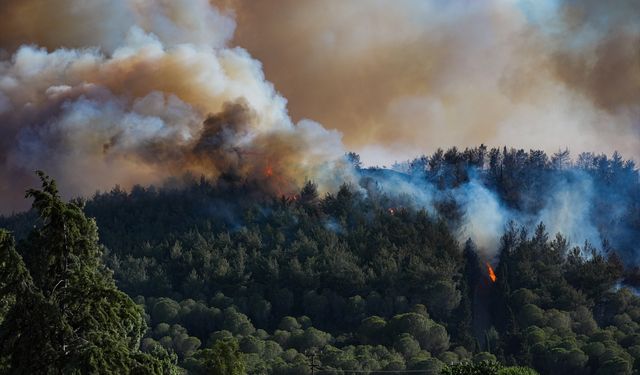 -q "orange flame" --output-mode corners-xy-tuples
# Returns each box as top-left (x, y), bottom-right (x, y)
(487, 263), (497, 283)
(265, 164), (274, 177)
(264, 162), (288, 198)
(387, 207), (405, 215)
